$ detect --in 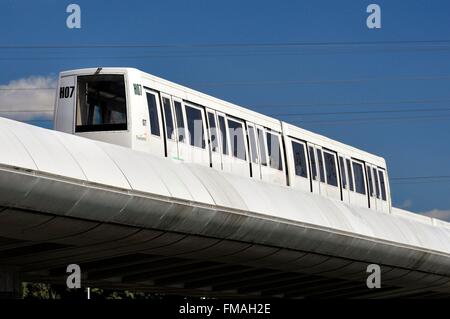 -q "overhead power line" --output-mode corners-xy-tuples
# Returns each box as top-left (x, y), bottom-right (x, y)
(4, 106), (450, 126)
(4, 108), (450, 116)
(391, 175), (450, 181)
(15, 114), (450, 125)
(295, 114), (450, 124)
(252, 97), (450, 108)
(2, 46), (450, 61)
(191, 75), (450, 87)
(0, 87), (55, 91)
(11, 114), (450, 126)
(3, 98), (450, 111)
(0, 110), (53, 113)
(2, 40), (450, 49)
(271, 107), (450, 118)
(3, 105), (450, 117)
(3, 74), (450, 91)
(391, 175), (450, 185)
(393, 181), (450, 185)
